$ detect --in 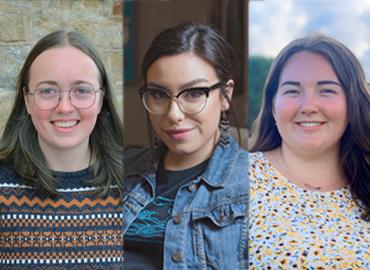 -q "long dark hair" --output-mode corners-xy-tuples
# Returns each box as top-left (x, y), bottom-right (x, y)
(250, 34), (370, 220)
(141, 21), (240, 145)
(0, 30), (123, 197)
